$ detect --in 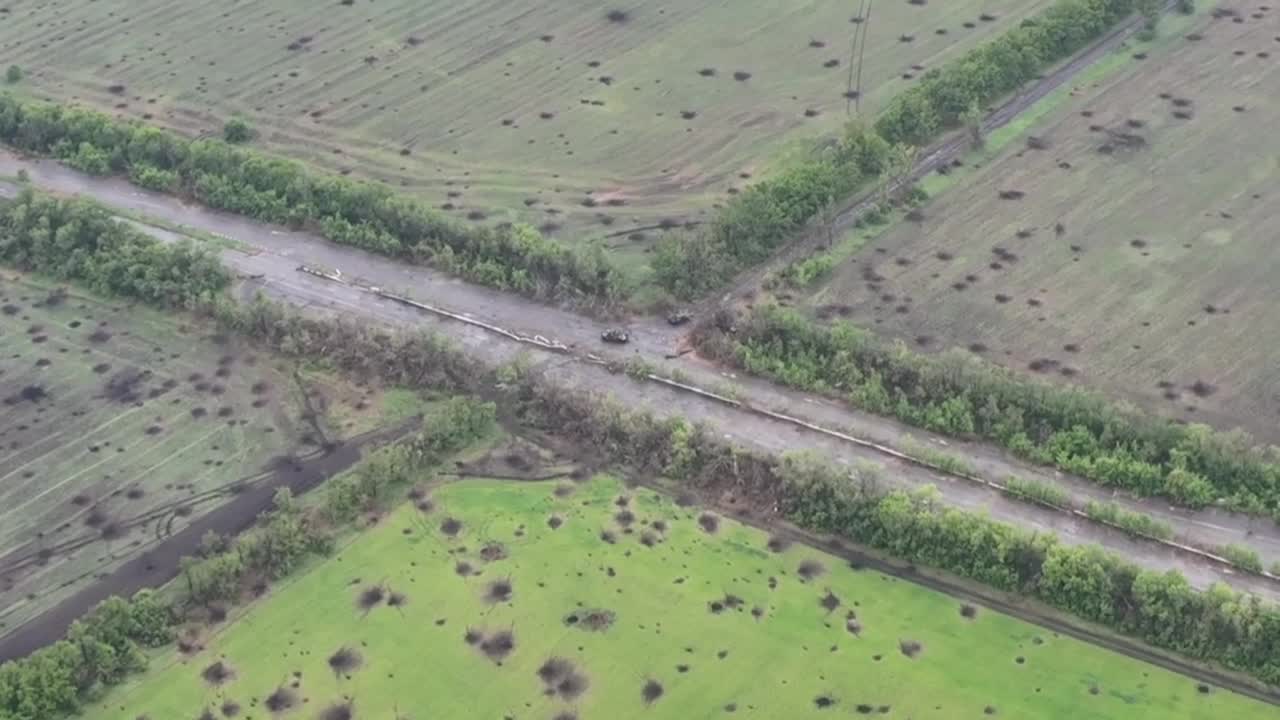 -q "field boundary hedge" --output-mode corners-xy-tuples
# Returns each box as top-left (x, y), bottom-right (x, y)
(0, 94), (622, 307)
(655, 0), (1147, 298)
(697, 305), (1280, 518)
